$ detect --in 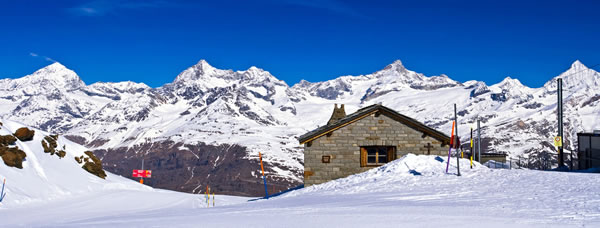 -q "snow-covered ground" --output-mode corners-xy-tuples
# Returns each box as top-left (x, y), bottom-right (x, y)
(1, 152), (598, 227)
